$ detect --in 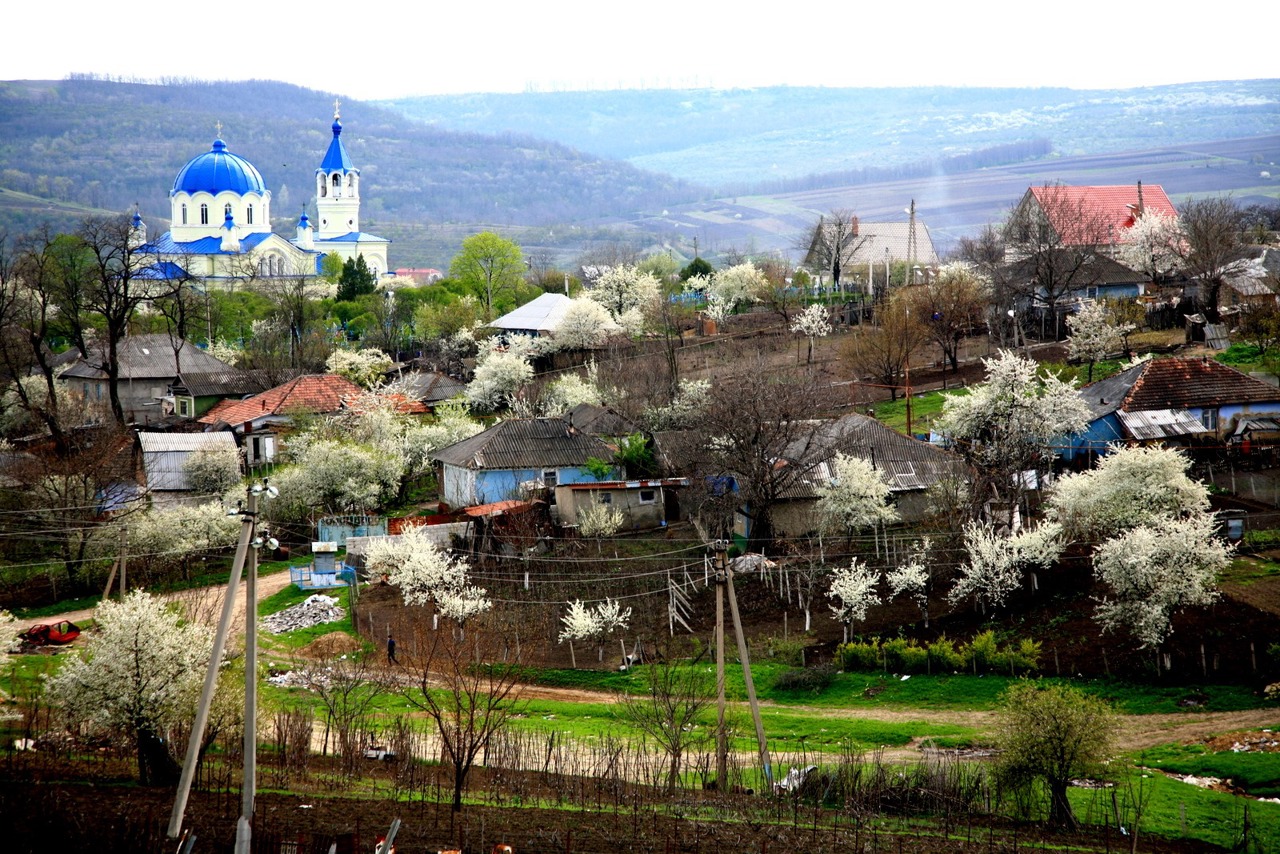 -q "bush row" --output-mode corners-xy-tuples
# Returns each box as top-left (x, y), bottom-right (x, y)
(835, 630), (1040, 675)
